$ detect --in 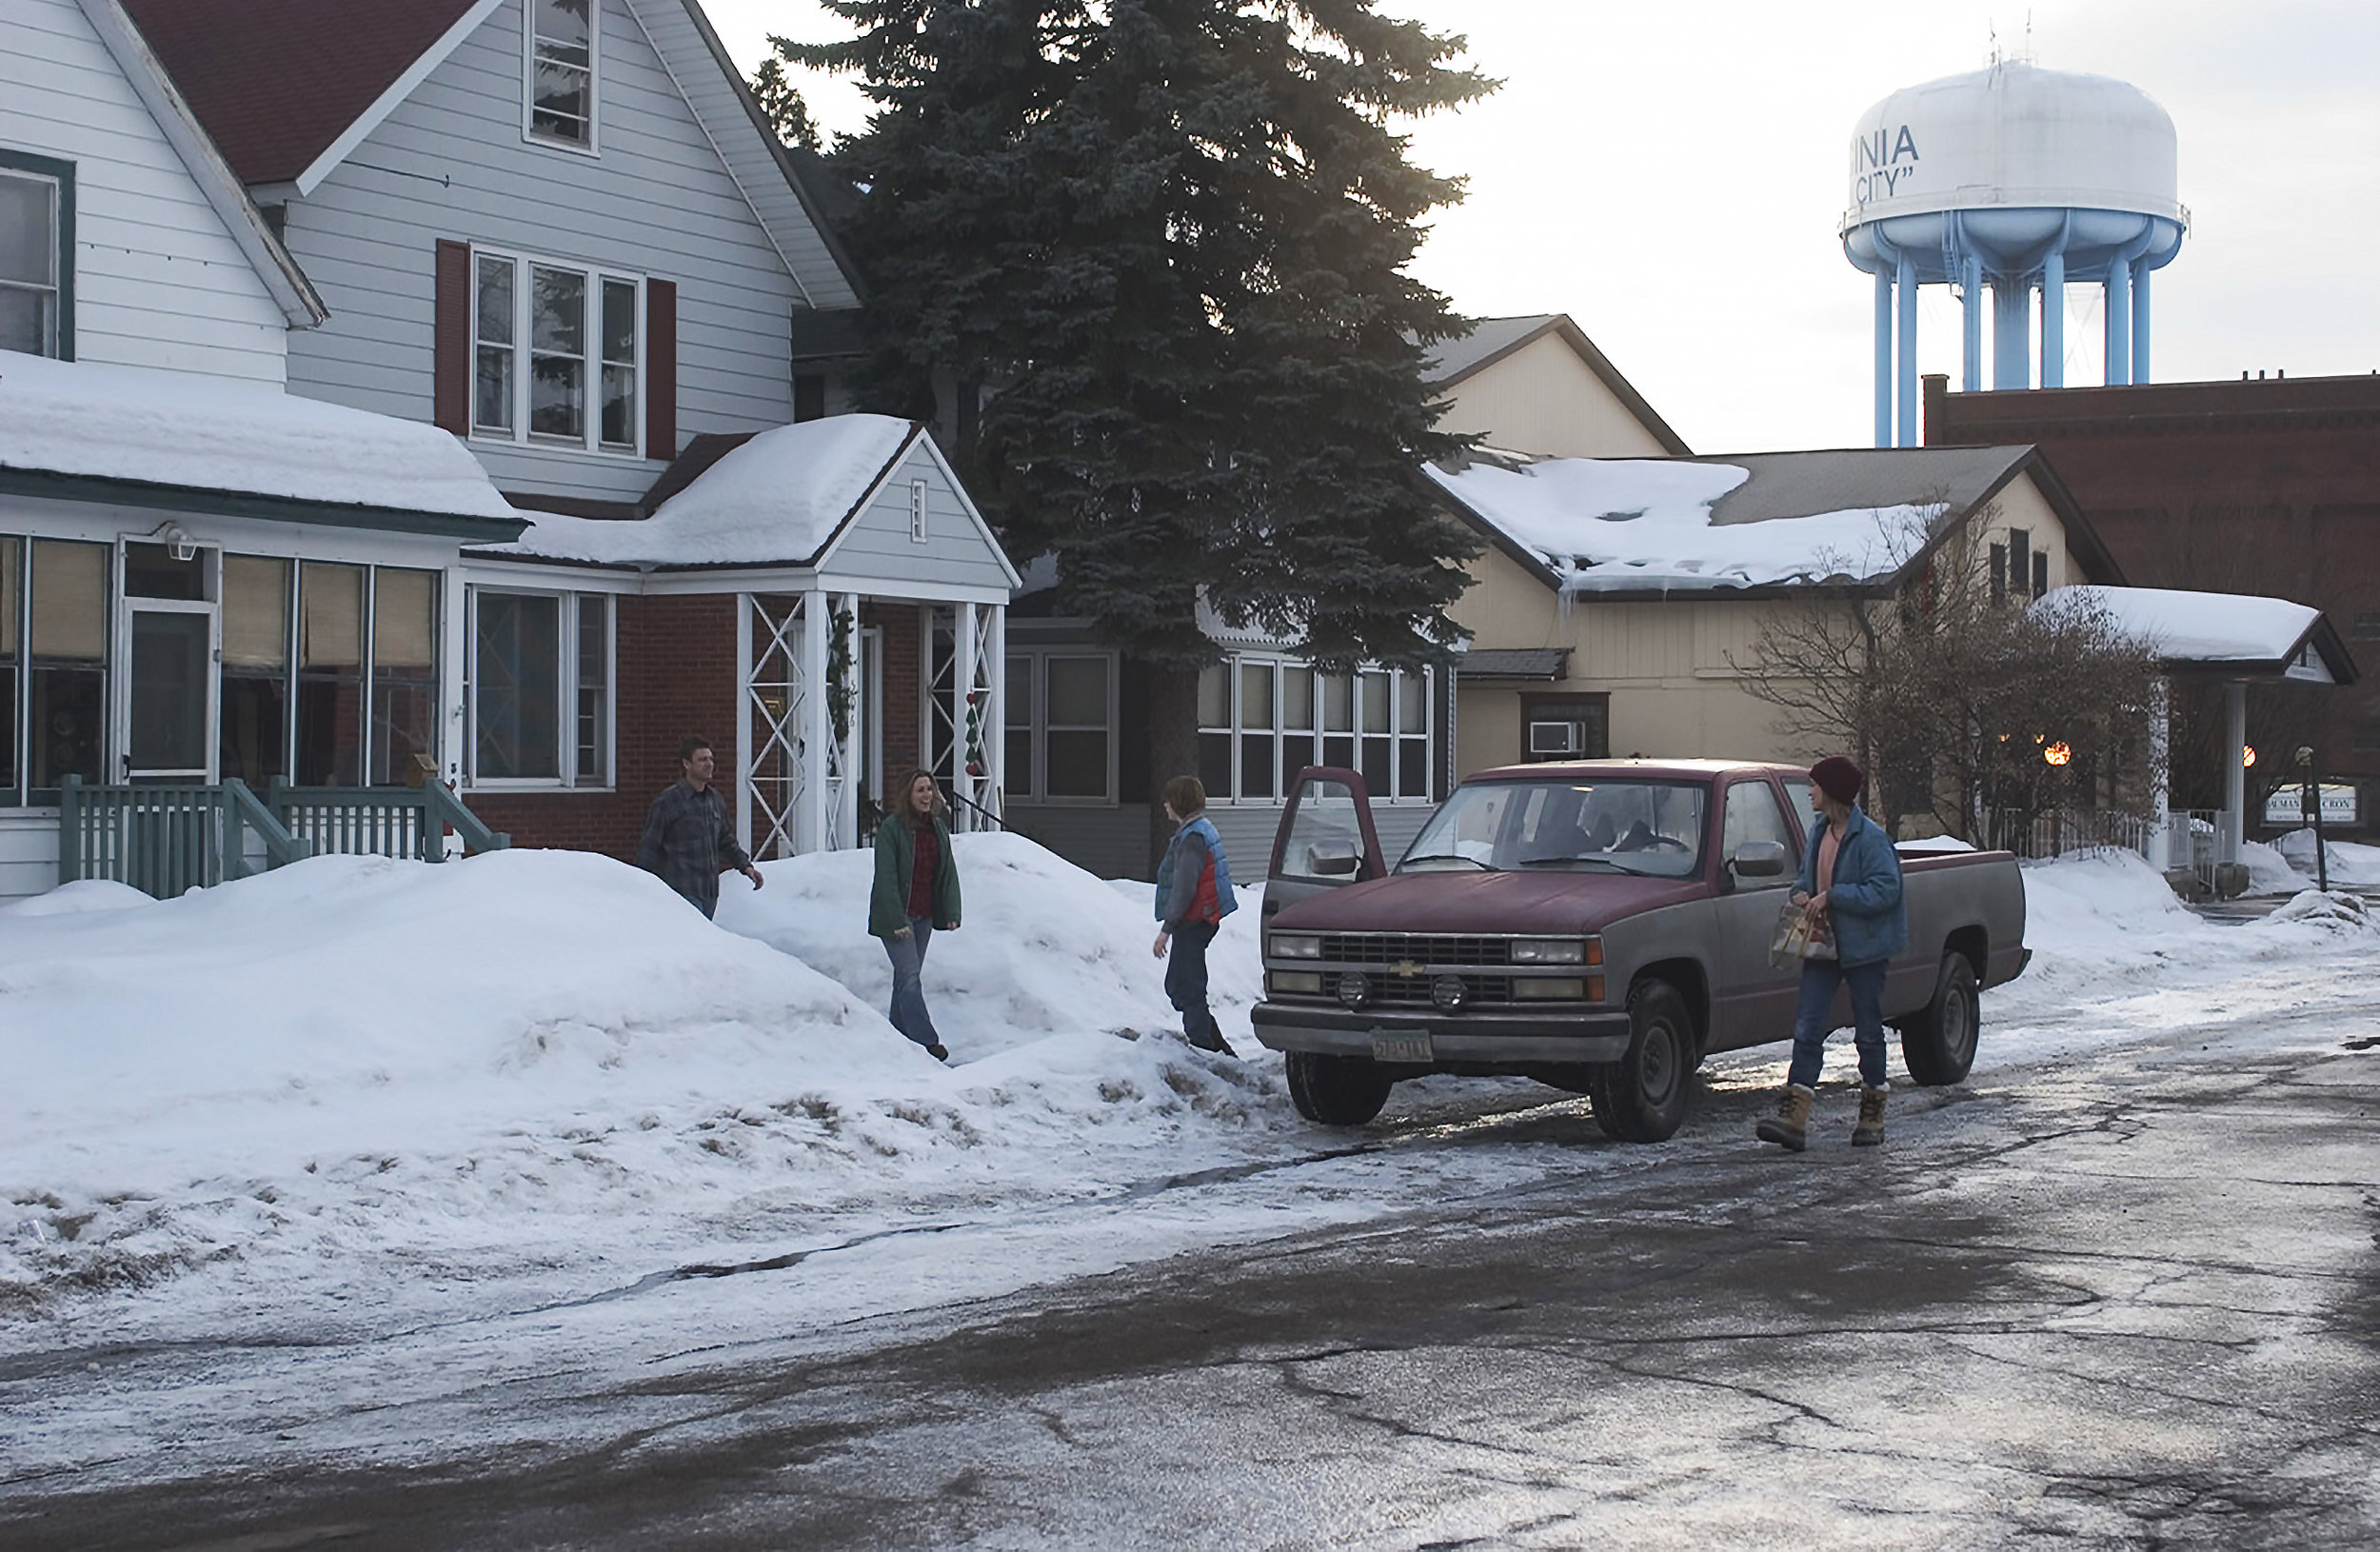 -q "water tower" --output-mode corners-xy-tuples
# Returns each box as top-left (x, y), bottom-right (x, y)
(1842, 60), (2187, 447)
